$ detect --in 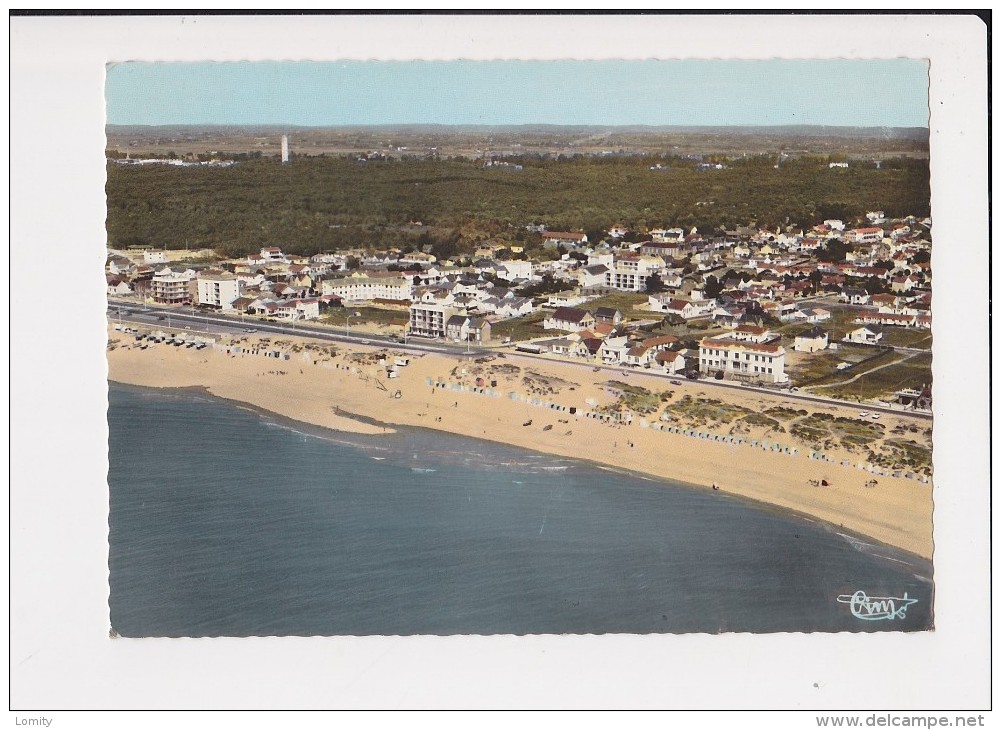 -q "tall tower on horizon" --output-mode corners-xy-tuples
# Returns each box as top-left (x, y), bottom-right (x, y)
(281, 135), (289, 164)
